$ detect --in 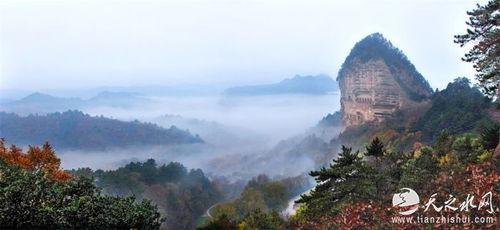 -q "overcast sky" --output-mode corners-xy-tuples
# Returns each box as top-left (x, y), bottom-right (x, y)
(0, 0), (483, 91)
